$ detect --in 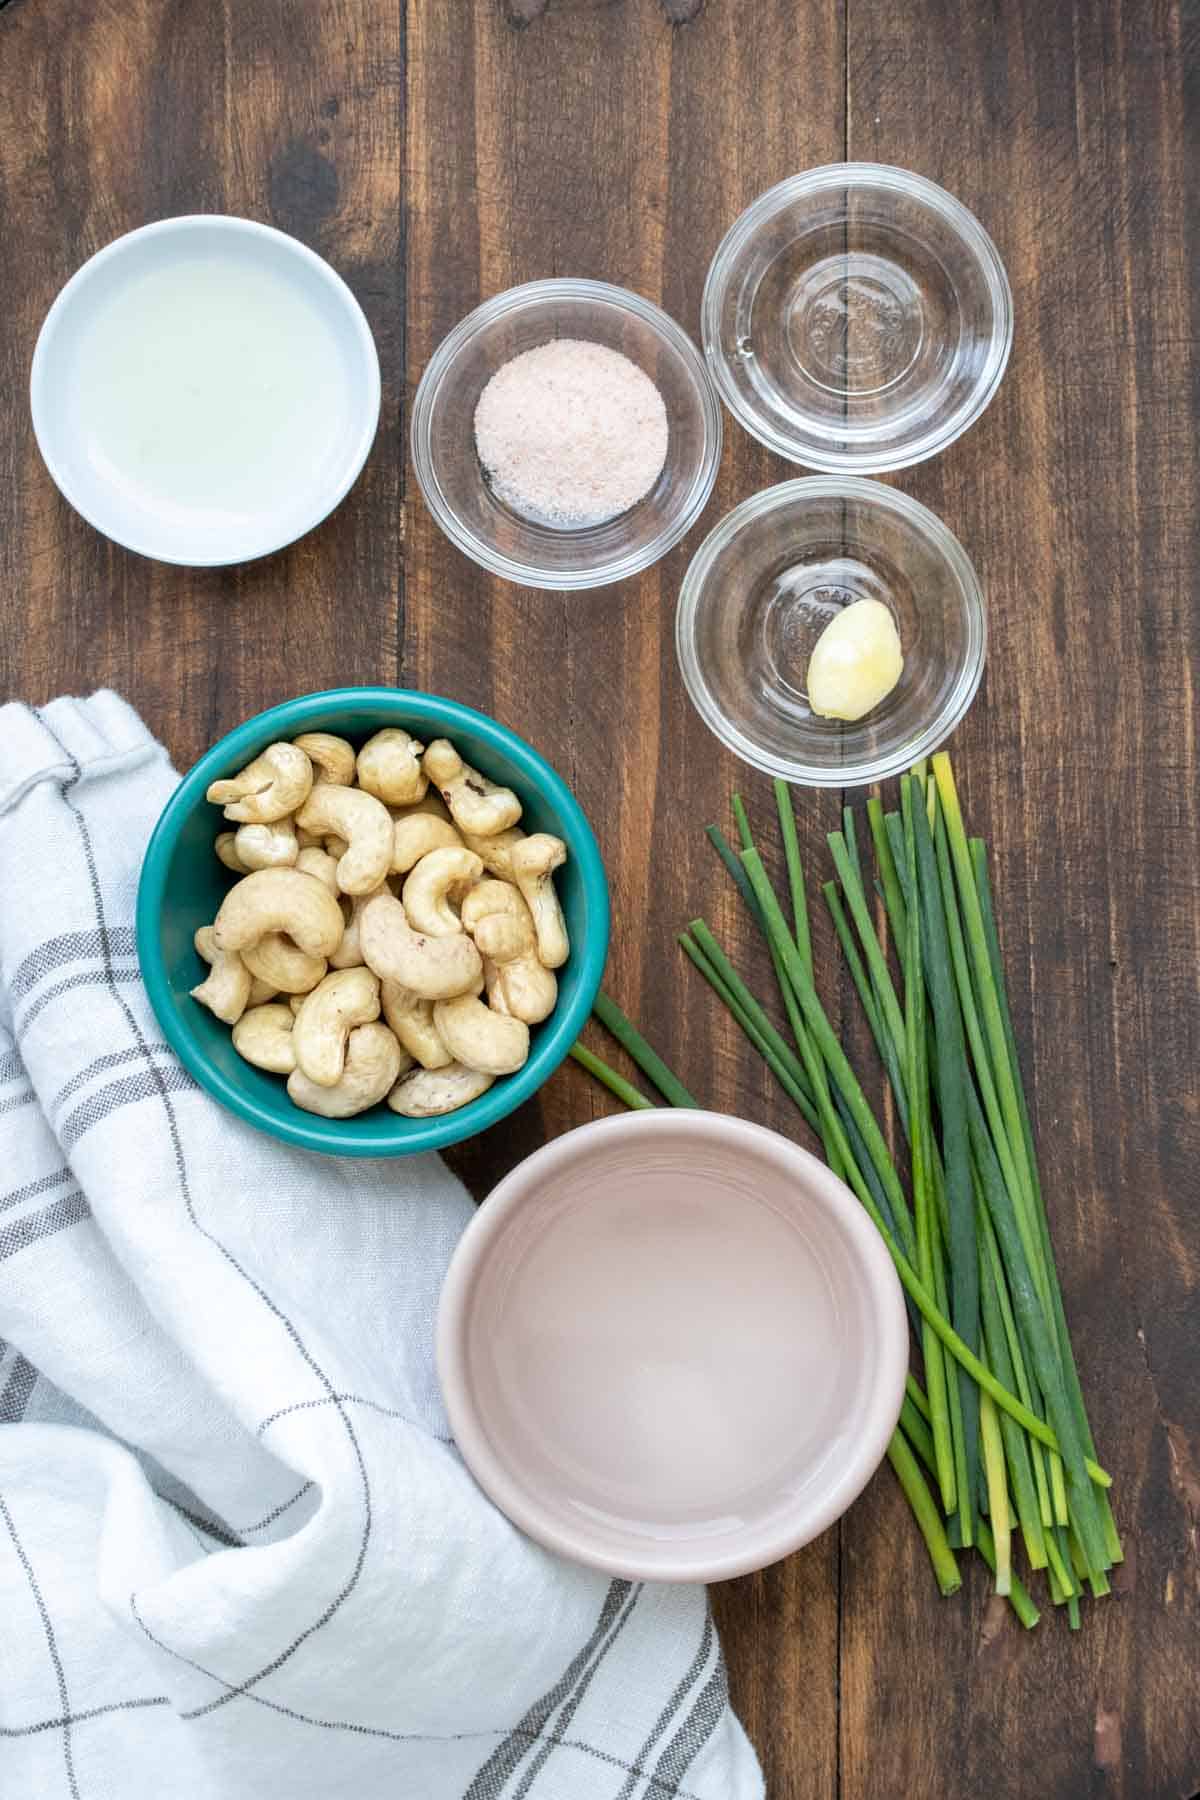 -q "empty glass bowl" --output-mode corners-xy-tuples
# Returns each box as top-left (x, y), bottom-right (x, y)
(702, 165), (1013, 473)
(411, 279), (722, 590)
(675, 478), (986, 787)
